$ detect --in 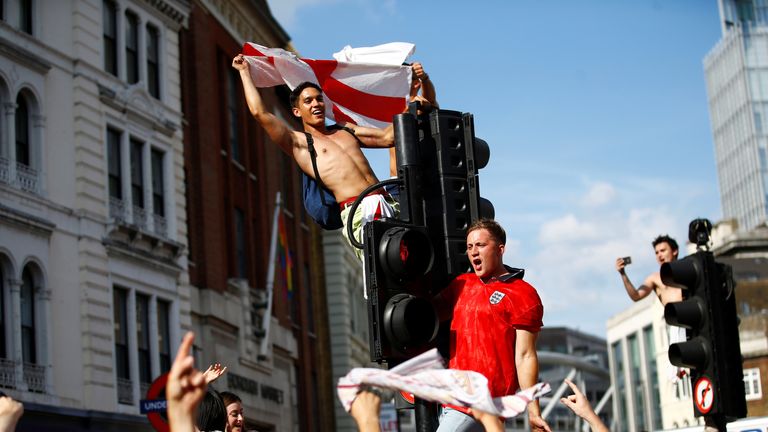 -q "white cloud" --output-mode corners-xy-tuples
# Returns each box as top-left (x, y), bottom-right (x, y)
(582, 181), (616, 207)
(538, 214), (600, 244)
